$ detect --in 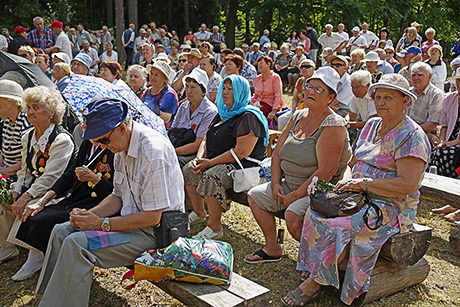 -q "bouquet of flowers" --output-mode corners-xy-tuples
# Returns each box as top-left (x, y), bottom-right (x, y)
(0, 175), (14, 216)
